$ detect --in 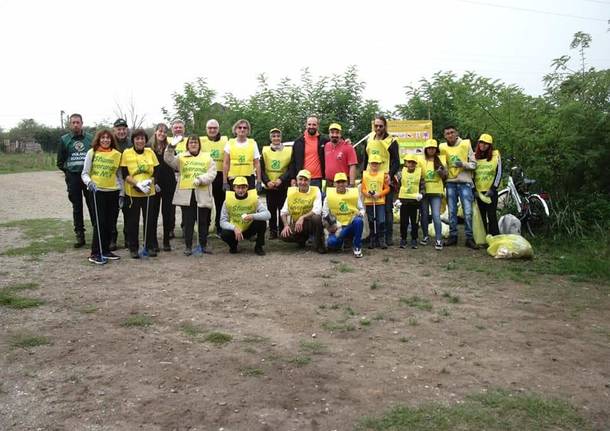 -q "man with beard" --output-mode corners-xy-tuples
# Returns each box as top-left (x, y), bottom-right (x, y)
(288, 116), (329, 190)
